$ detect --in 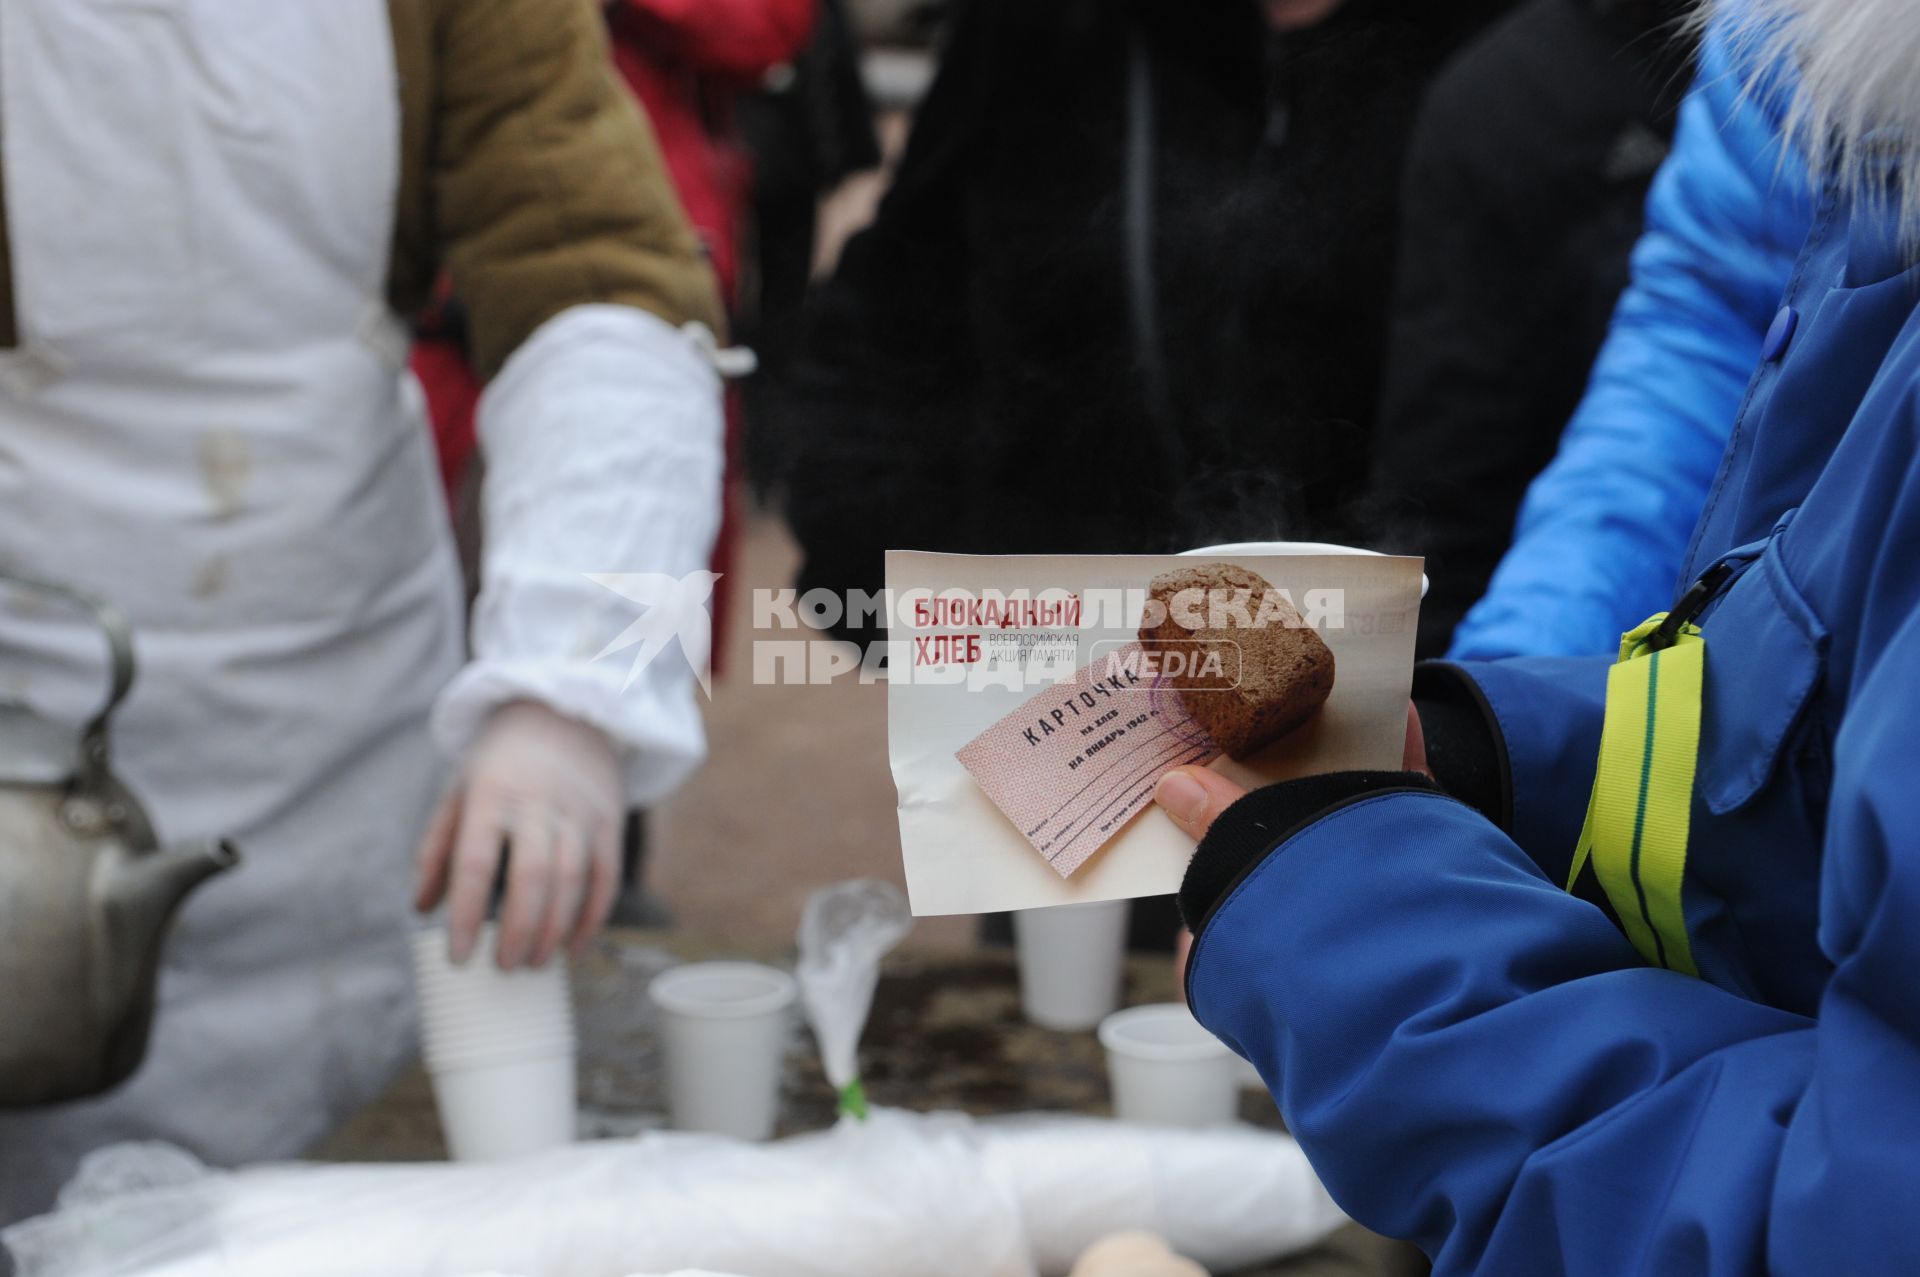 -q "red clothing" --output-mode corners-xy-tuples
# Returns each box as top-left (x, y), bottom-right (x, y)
(605, 0), (815, 302)
(412, 317), (481, 506)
